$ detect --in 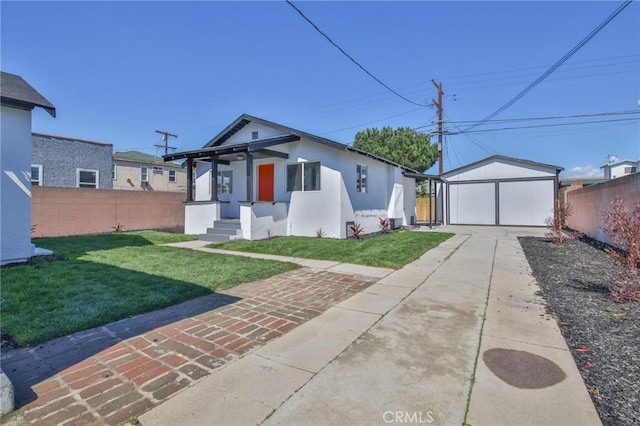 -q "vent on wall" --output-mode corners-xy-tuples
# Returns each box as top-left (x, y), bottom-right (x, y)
(252, 131), (259, 140)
